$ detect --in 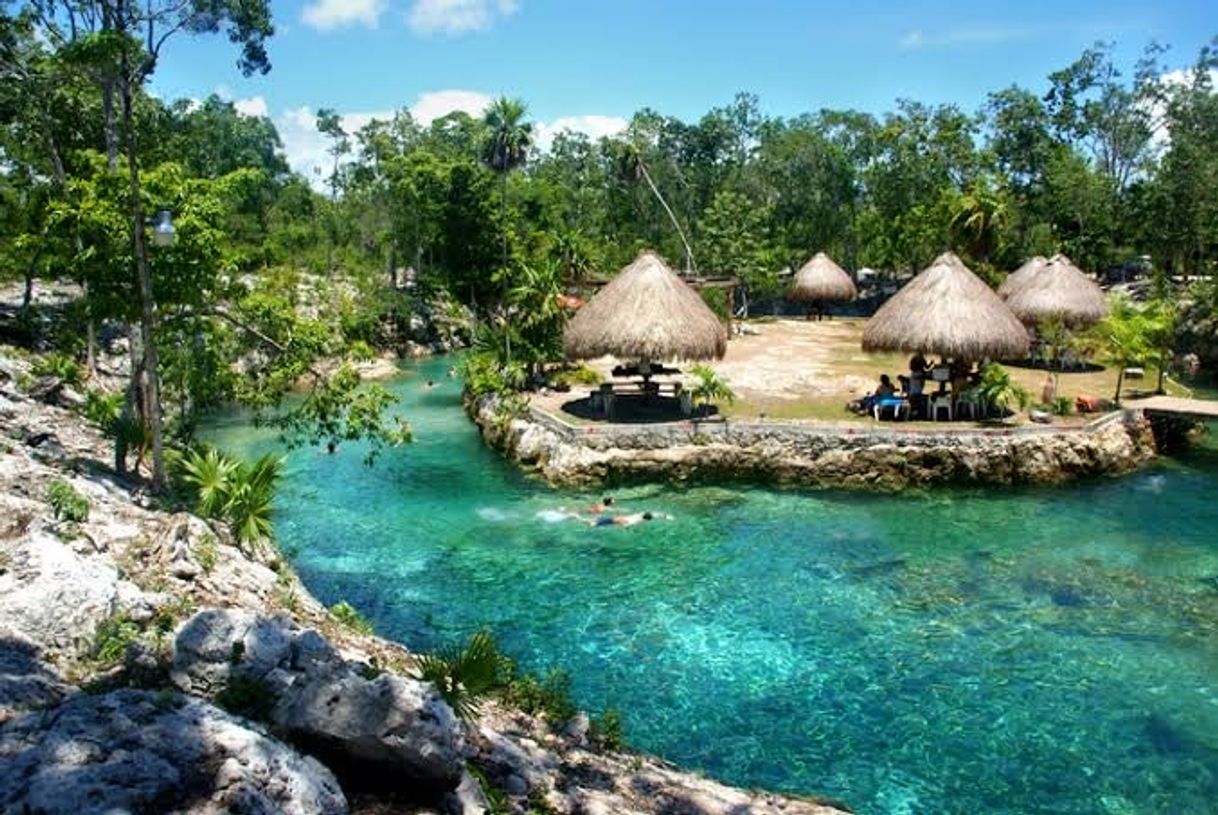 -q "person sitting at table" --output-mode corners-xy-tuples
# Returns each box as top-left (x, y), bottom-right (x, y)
(850, 374), (898, 414)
